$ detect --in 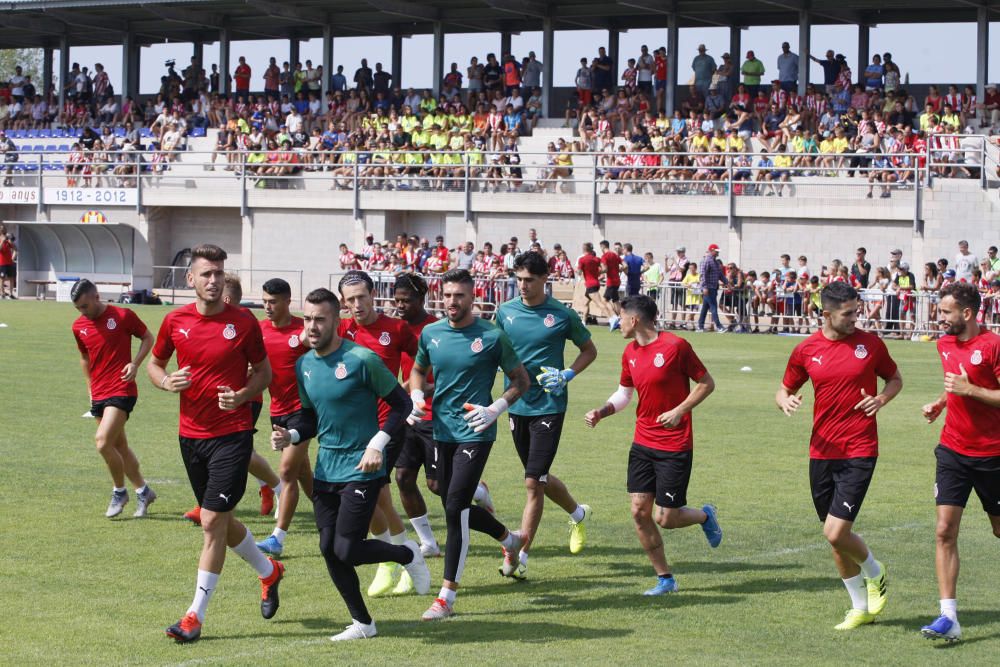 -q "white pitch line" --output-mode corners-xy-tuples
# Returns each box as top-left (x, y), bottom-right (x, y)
(721, 521), (927, 563)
